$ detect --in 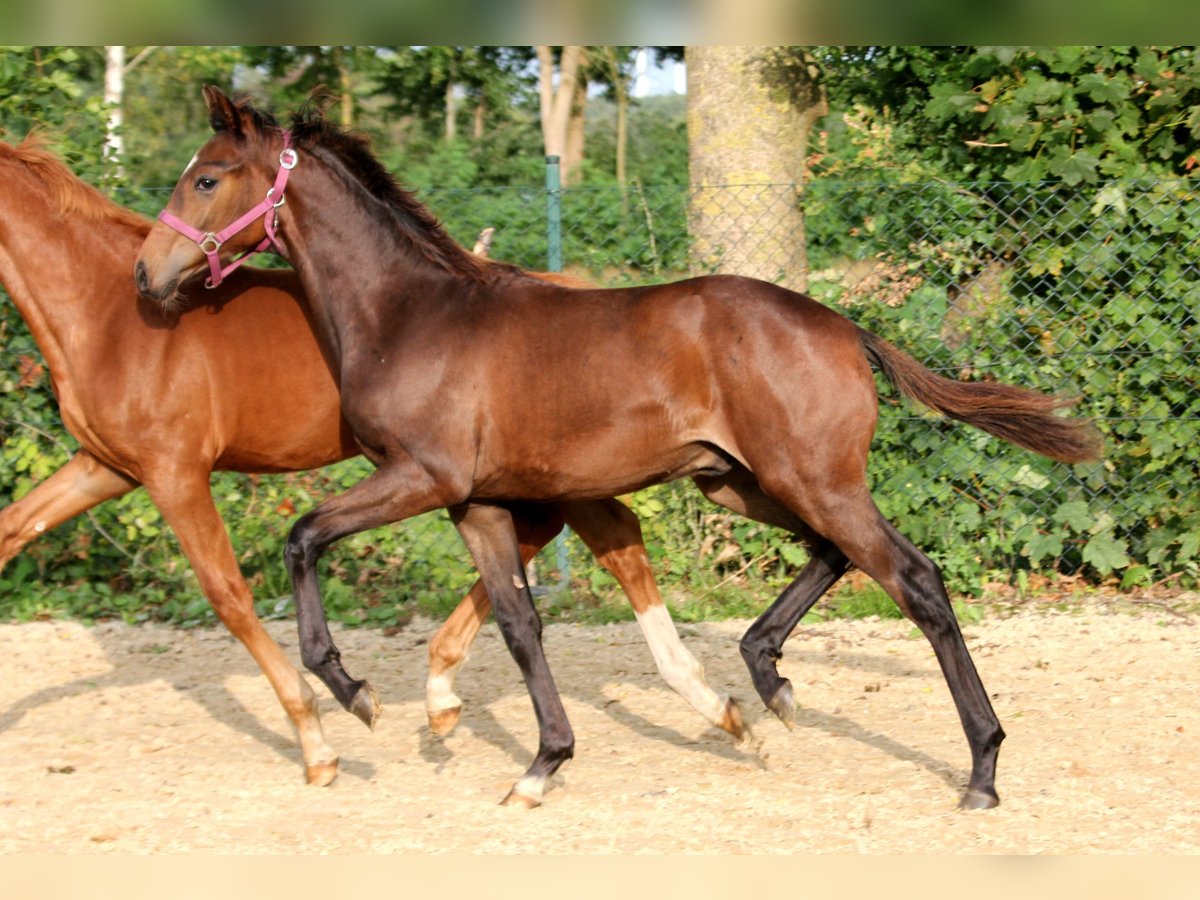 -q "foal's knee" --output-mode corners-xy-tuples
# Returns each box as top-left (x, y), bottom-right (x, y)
(491, 592), (545, 666)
